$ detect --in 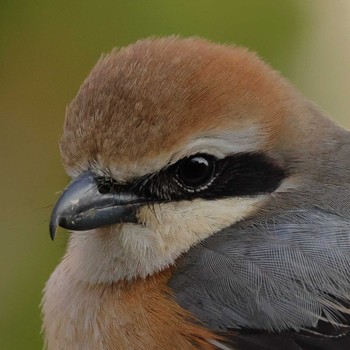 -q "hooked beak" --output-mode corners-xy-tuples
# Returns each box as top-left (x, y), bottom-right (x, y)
(49, 172), (145, 240)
